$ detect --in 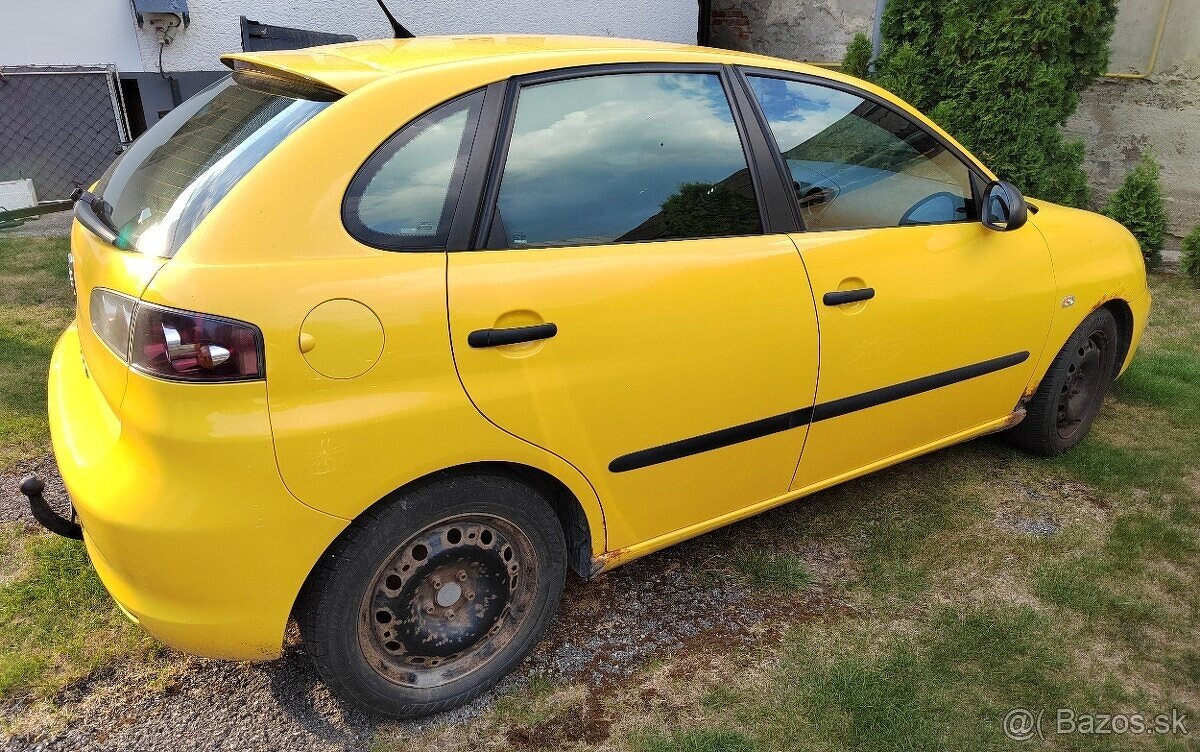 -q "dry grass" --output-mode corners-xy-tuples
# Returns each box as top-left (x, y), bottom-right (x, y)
(375, 273), (1199, 751)
(0, 232), (1195, 750)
